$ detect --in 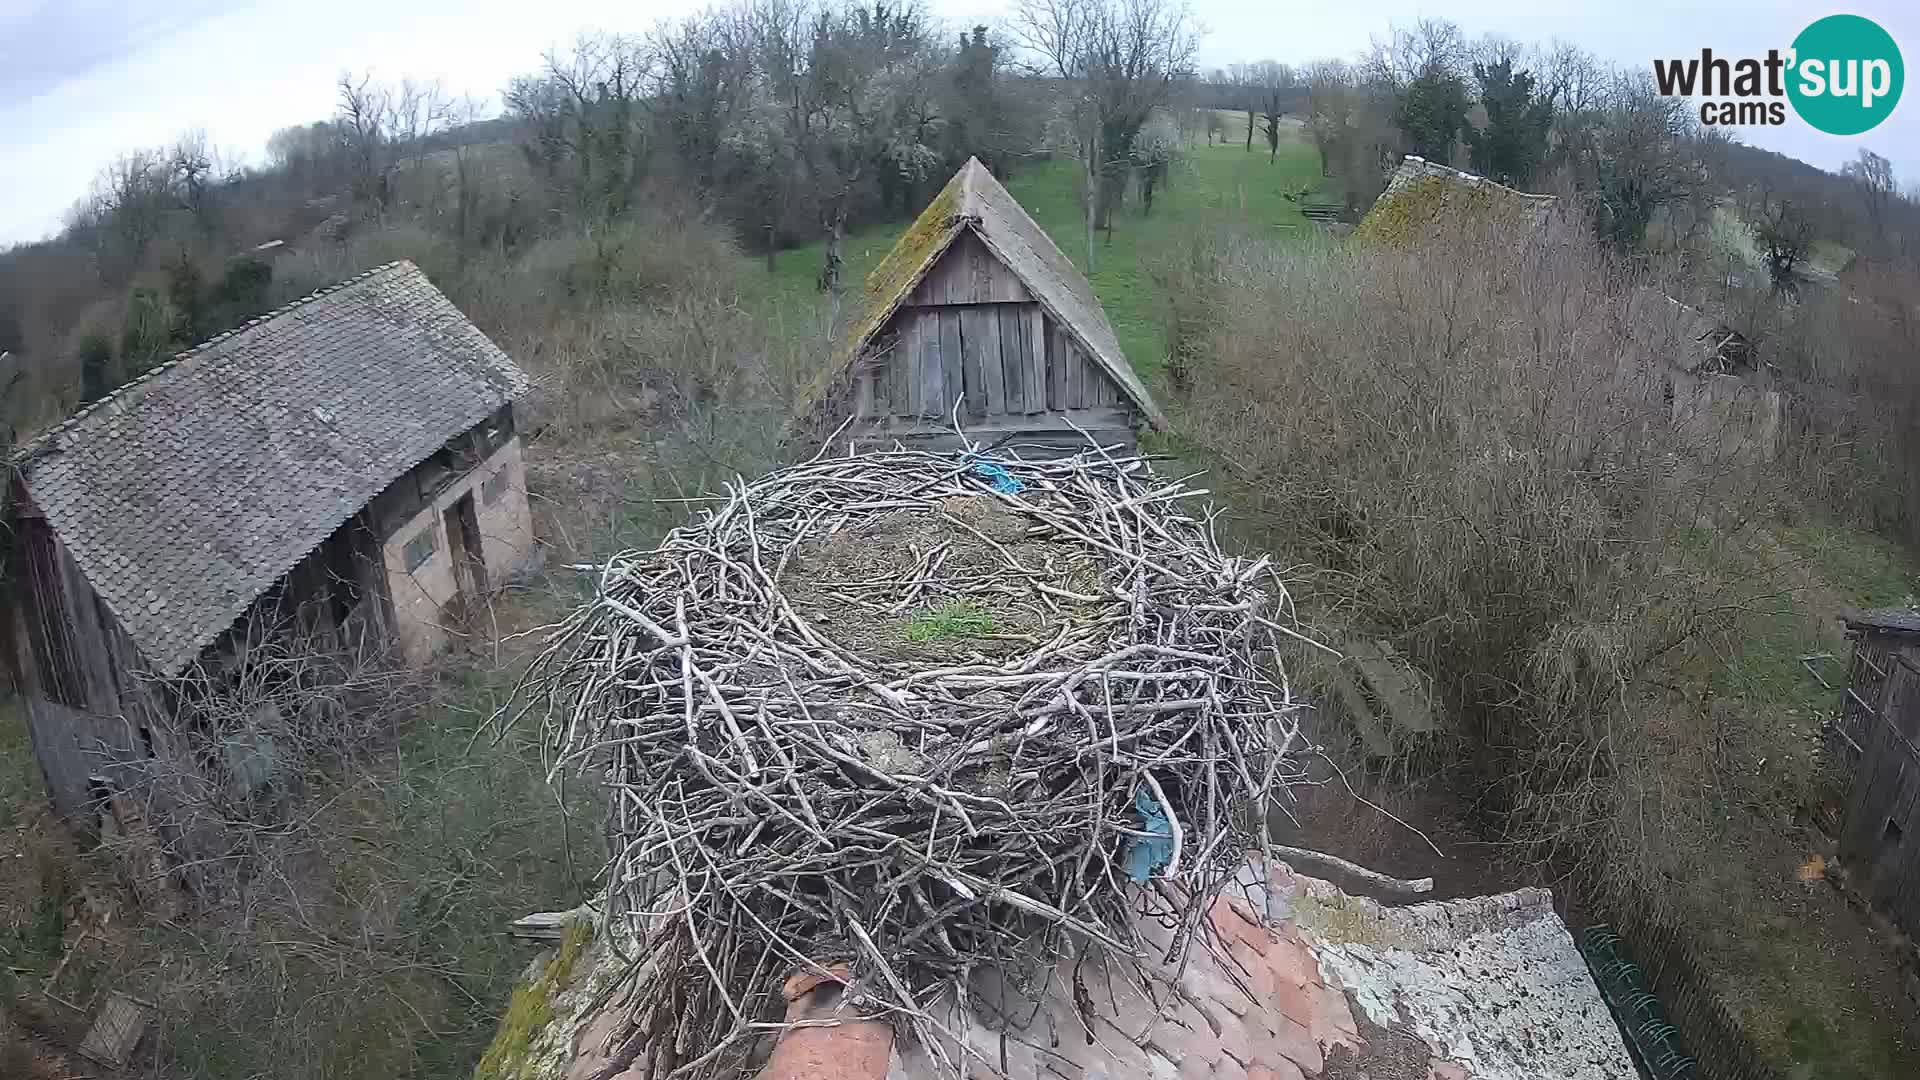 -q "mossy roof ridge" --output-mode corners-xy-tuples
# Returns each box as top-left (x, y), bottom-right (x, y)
(1357, 155), (1556, 245)
(803, 158), (1164, 429)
